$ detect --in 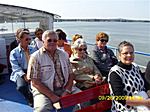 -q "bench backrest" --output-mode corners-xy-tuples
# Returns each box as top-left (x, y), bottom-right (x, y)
(60, 83), (110, 109)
